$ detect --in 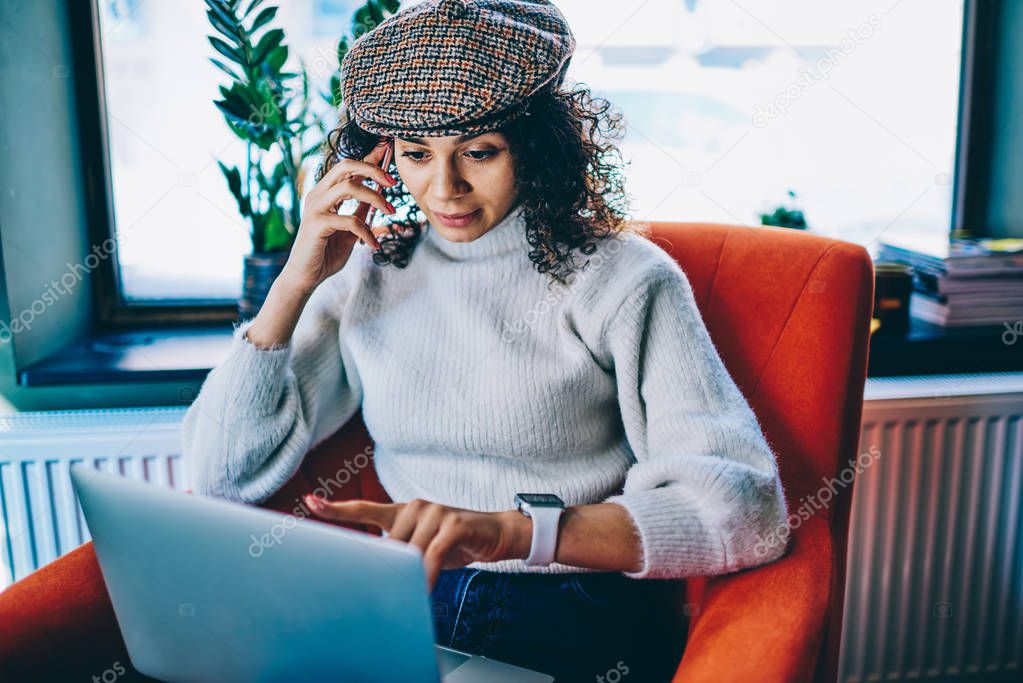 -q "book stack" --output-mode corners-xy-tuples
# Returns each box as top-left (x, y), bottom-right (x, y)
(877, 233), (1023, 327)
